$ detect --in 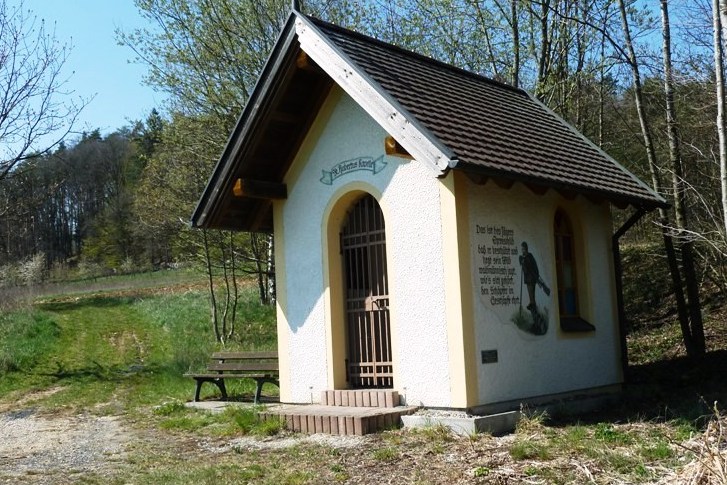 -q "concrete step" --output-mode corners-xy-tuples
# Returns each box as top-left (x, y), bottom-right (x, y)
(320, 389), (400, 408)
(260, 404), (418, 436)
